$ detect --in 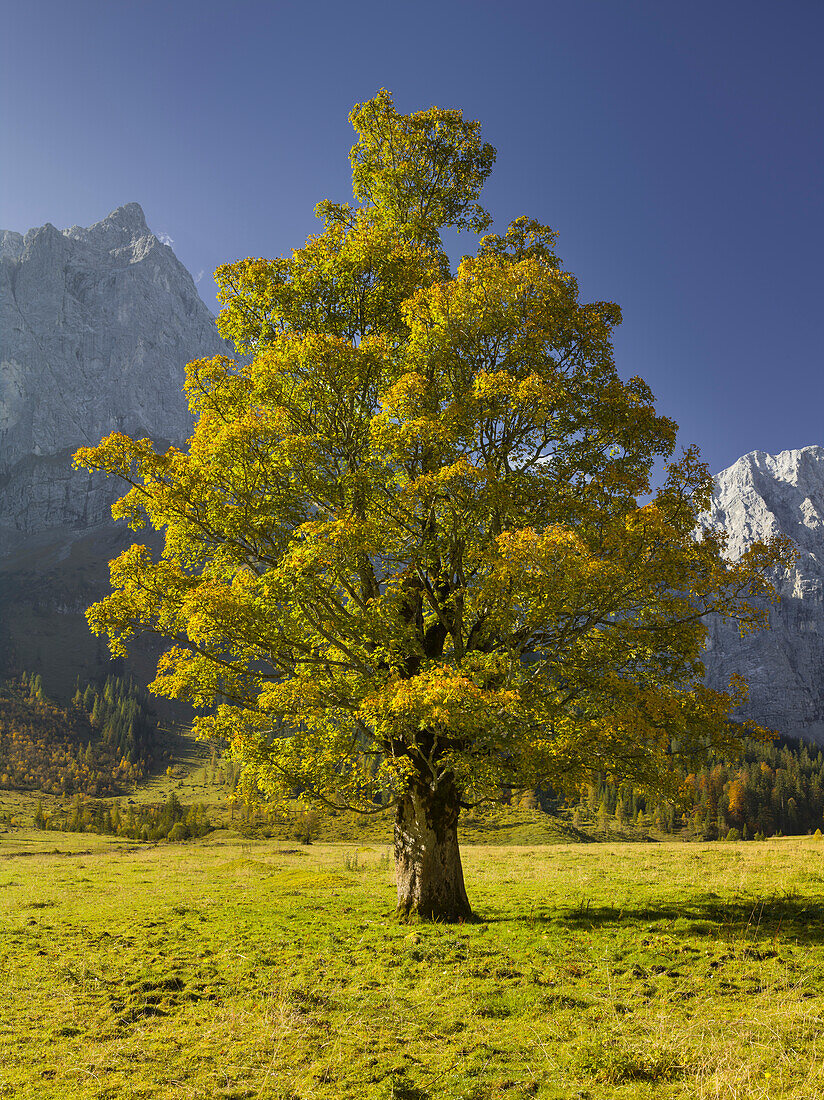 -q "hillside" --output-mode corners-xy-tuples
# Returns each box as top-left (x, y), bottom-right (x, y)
(3, 670), (824, 846)
(0, 675), (157, 798)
